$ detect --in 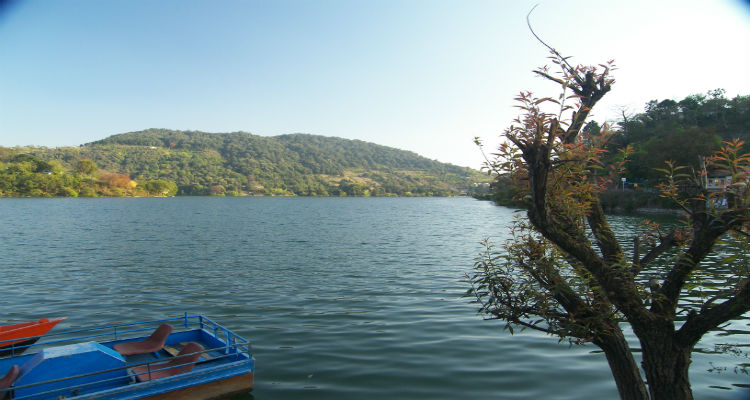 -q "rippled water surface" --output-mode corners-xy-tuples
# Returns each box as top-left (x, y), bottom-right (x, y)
(0, 197), (747, 399)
